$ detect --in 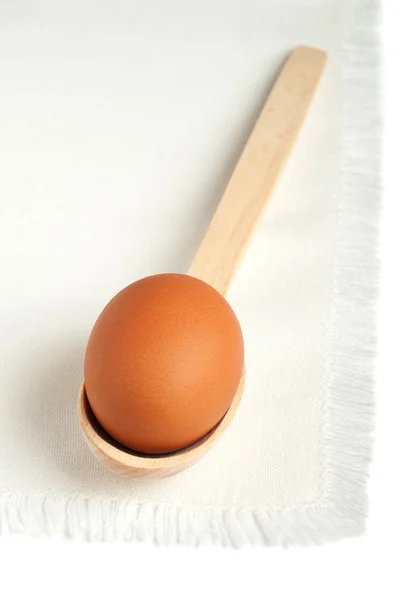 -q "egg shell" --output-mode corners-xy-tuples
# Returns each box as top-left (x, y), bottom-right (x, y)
(84, 273), (244, 454)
